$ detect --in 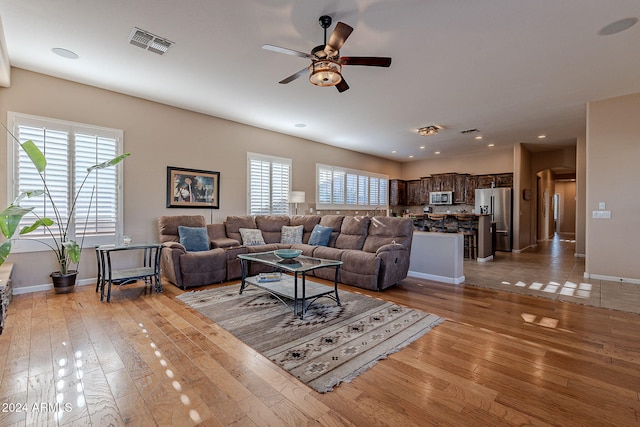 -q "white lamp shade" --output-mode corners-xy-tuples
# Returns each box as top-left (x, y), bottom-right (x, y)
(289, 191), (306, 203)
